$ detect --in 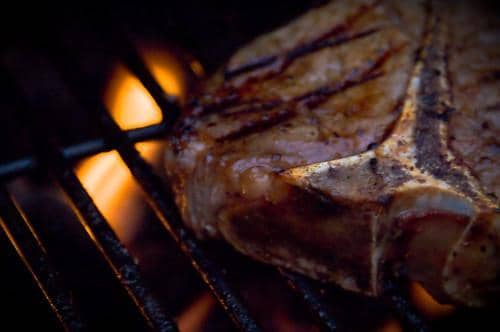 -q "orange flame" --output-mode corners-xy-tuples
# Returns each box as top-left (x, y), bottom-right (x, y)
(177, 292), (216, 332)
(409, 282), (454, 319)
(75, 47), (187, 244)
(378, 319), (402, 332)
